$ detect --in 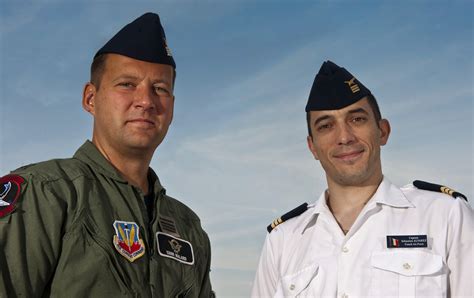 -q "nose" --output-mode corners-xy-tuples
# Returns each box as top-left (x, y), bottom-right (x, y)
(134, 85), (156, 111)
(337, 122), (356, 145)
